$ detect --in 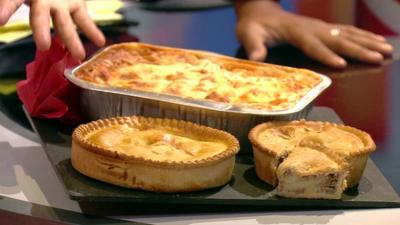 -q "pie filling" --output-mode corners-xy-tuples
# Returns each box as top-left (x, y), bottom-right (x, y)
(277, 172), (347, 199)
(276, 148), (347, 199)
(86, 124), (228, 162)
